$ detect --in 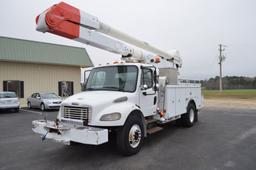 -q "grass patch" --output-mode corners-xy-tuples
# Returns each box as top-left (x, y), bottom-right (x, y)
(203, 89), (256, 99)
